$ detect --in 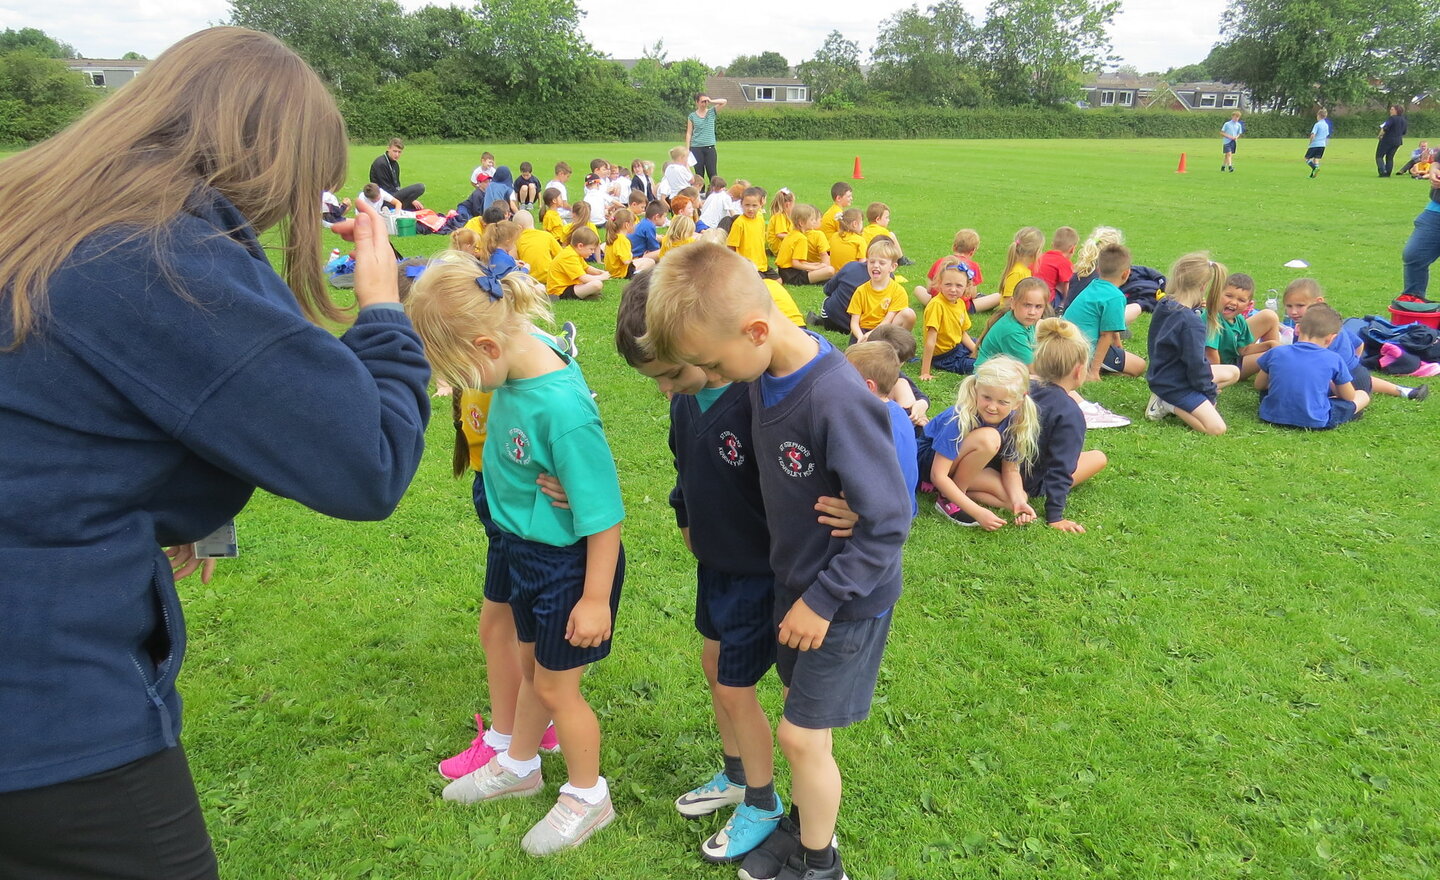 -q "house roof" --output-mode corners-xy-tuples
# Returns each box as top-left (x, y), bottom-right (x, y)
(63, 58), (148, 70)
(703, 75), (810, 106)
